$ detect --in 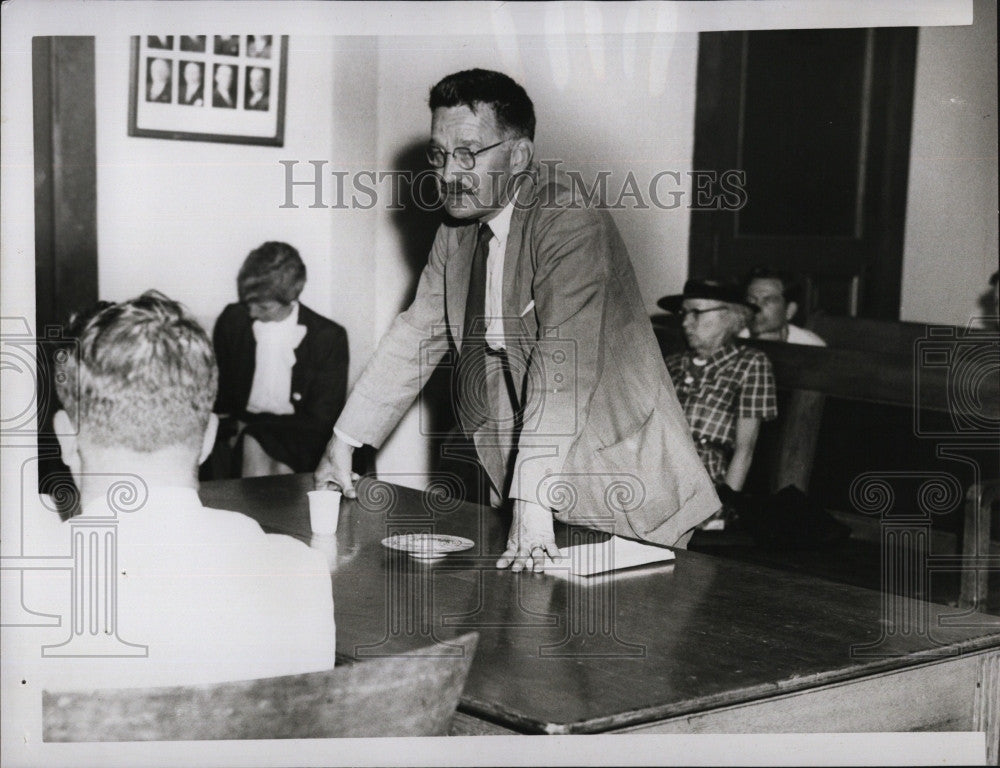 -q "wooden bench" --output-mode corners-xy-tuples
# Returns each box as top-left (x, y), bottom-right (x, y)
(43, 632), (479, 741)
(652, 314), (999, 610)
